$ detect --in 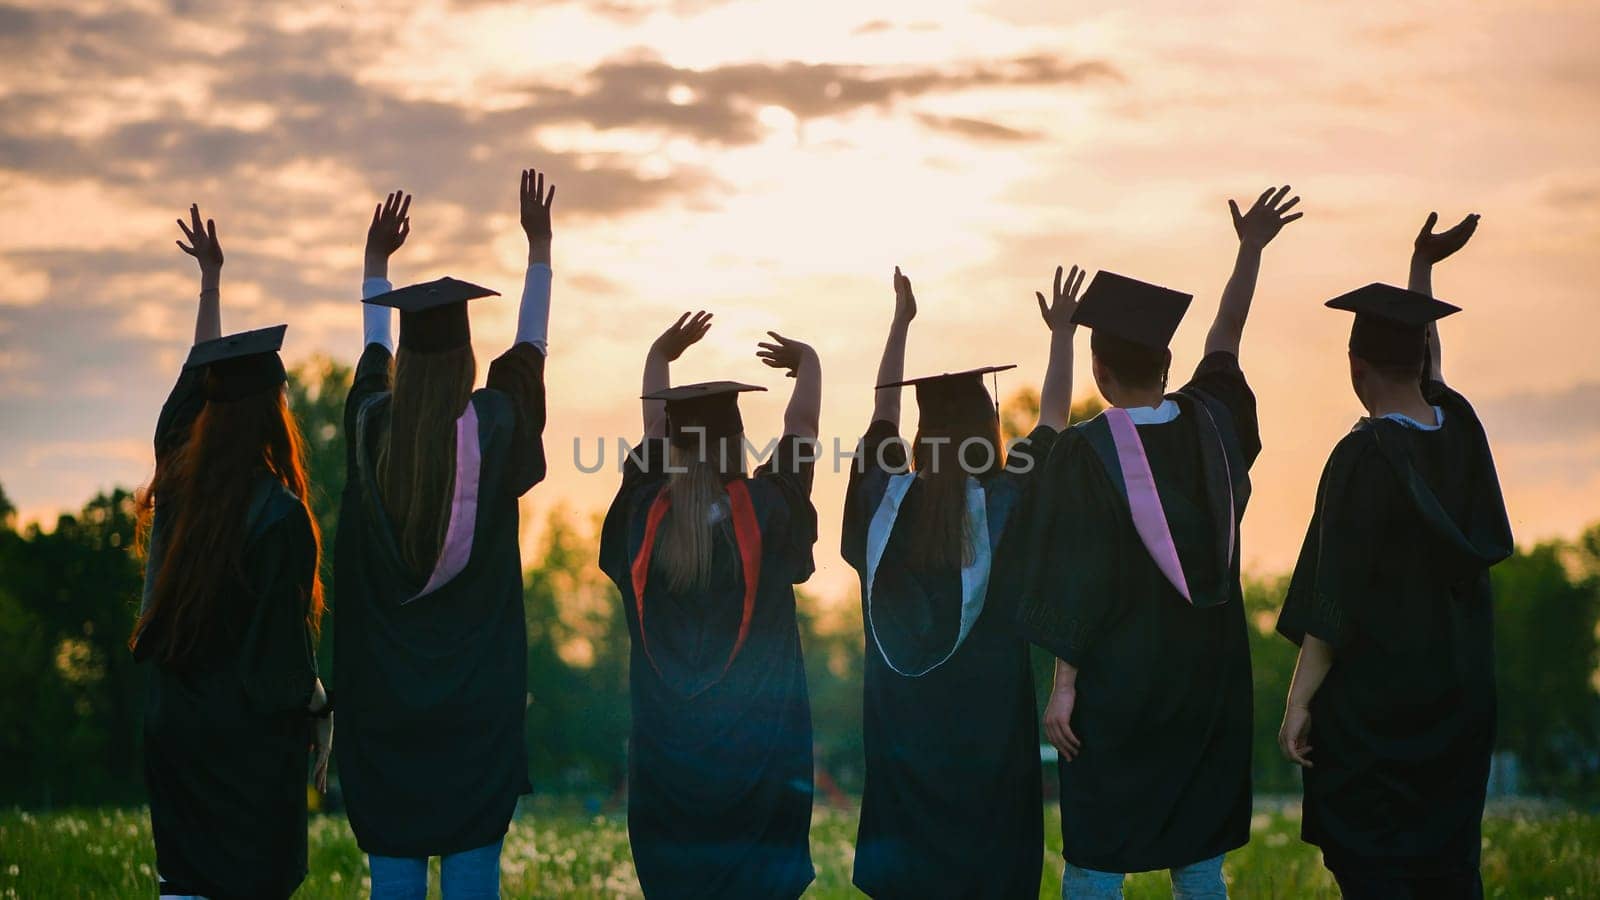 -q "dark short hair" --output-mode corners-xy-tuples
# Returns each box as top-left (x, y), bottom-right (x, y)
(1090, 330), (1168, 388)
